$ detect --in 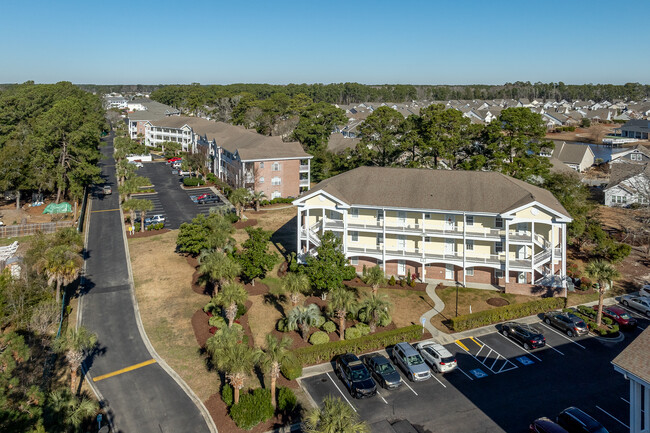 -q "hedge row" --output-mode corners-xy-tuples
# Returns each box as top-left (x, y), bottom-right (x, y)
(450, 297), (567, 332)
(292, 324), (422, 366)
